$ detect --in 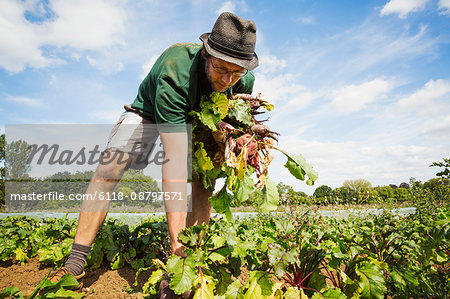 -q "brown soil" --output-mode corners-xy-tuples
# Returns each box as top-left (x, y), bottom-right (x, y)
(0, 257), (152, 298)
